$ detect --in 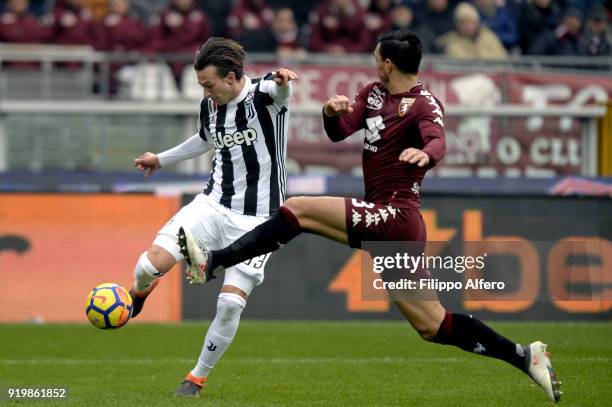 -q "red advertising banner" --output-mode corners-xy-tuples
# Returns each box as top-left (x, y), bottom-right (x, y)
(0, 194), (182, 322)
(248, 64), (612, 106)
(248, 64), (611, 176)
